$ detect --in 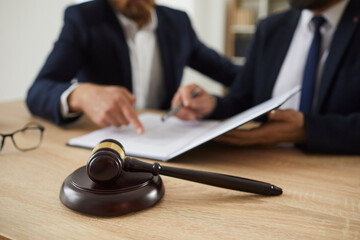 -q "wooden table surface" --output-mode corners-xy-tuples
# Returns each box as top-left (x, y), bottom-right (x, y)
(0, 101), (359, 240)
